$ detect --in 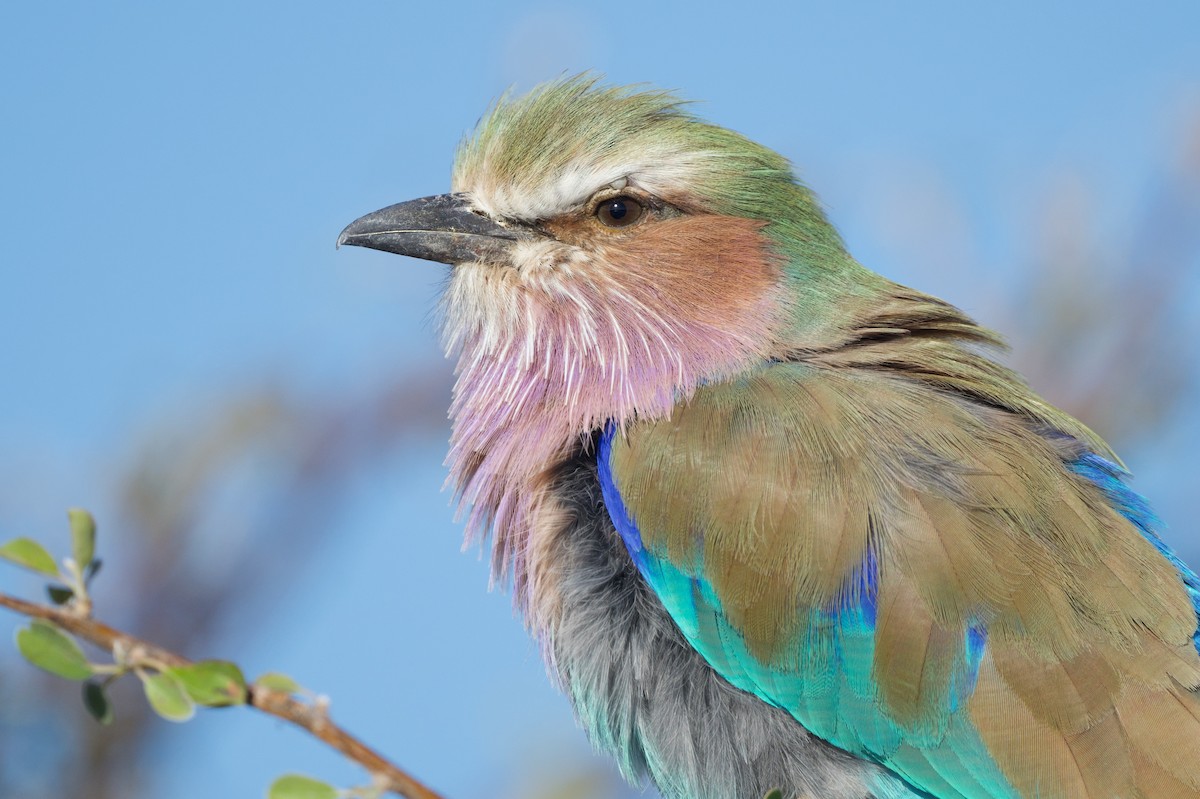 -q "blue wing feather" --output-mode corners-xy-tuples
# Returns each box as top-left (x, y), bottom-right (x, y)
(599, 424), (1015, 799)
(1068, 452), (1200, 655)
(599, 426), (1200, 799)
